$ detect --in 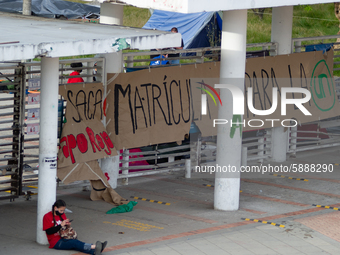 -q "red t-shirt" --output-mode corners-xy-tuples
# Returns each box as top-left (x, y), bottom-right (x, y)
(43, 211), (67, 248)
(67, 71), (84, 83)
